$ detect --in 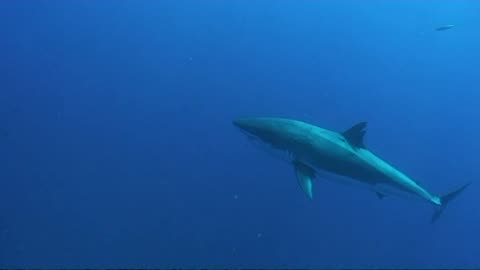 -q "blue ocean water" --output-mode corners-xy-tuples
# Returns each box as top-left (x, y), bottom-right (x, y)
(1, 1), (479, 268)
